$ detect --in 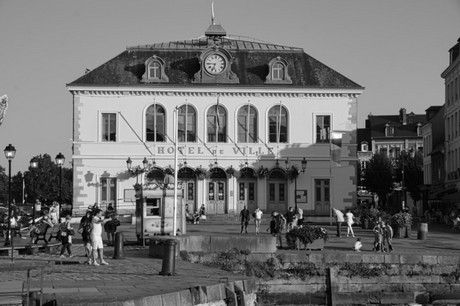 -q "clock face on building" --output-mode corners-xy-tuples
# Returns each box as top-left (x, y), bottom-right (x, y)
(204, 54), (226, 75)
